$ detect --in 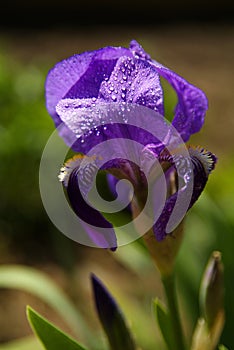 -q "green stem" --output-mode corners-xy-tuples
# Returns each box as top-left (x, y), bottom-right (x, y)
(162, 273), (187, 350)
